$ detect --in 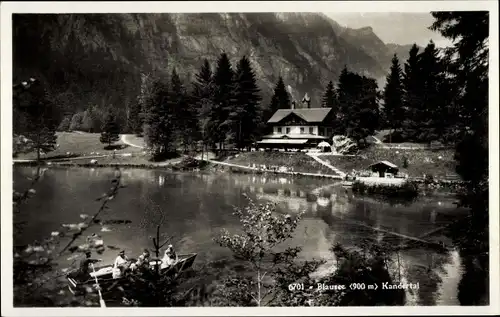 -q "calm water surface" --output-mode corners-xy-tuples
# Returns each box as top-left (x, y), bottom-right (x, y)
(13, 167), (467, 306)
